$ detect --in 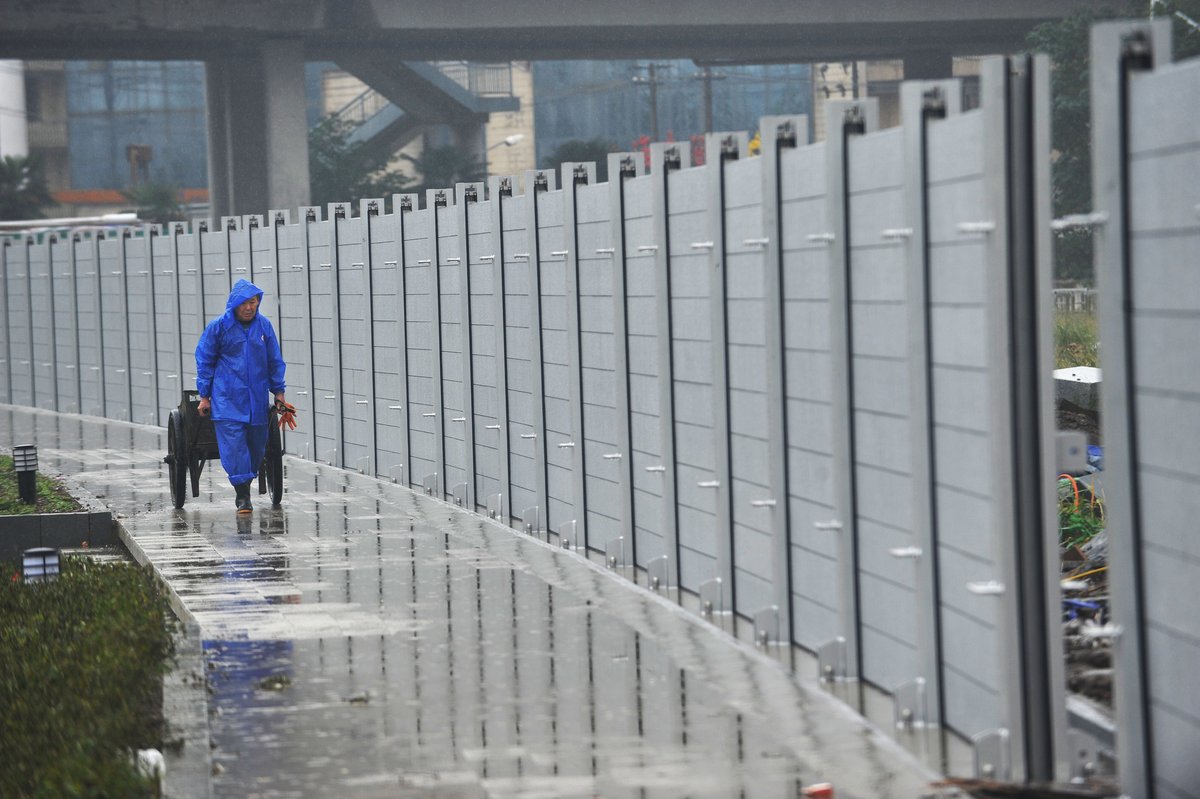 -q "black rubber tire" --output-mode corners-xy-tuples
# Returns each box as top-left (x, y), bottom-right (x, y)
(168, 410), (187, 509)
(266, 423), (284, 506)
